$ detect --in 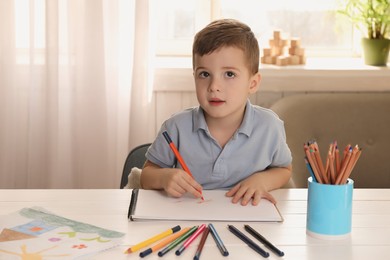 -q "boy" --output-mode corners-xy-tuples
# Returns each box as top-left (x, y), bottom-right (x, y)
(141, 19), (292, 206)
